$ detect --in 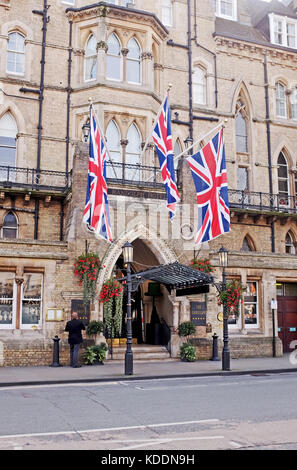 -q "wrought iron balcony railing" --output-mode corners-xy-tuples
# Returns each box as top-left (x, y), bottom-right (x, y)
(105, 161), (175, 188)
(0, 165), (71, 193)
(229, 189), (297, 215)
